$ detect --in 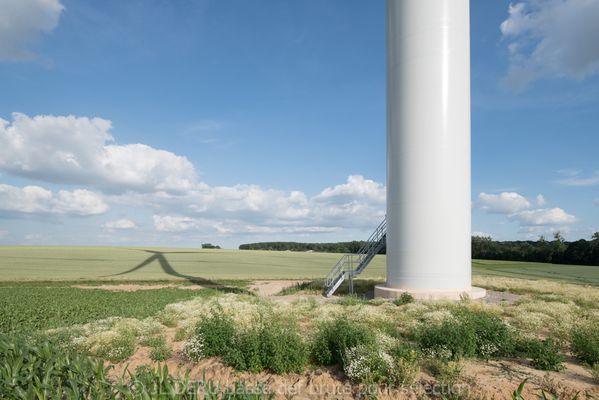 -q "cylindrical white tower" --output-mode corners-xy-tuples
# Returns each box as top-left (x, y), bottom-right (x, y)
(375, 0), (485, 299)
